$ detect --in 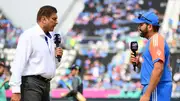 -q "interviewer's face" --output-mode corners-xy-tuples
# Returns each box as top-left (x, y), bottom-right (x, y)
(44, 13), (58, 32)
